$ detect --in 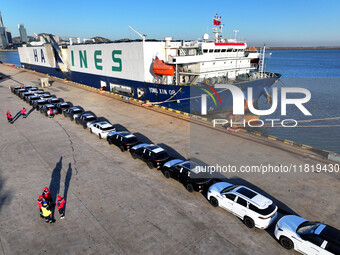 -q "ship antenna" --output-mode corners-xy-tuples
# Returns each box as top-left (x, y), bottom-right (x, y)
(128, 26), (146, 42)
